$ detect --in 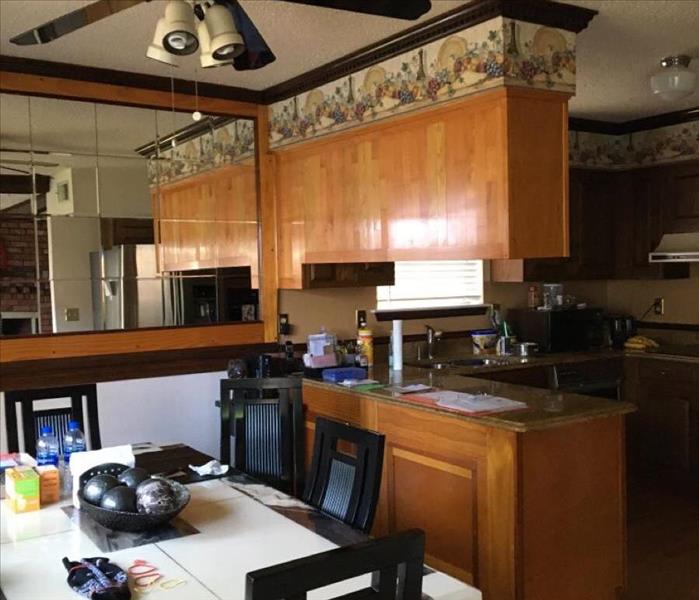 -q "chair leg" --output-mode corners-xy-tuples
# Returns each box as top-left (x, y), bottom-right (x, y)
(220, 396), (231, 464)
